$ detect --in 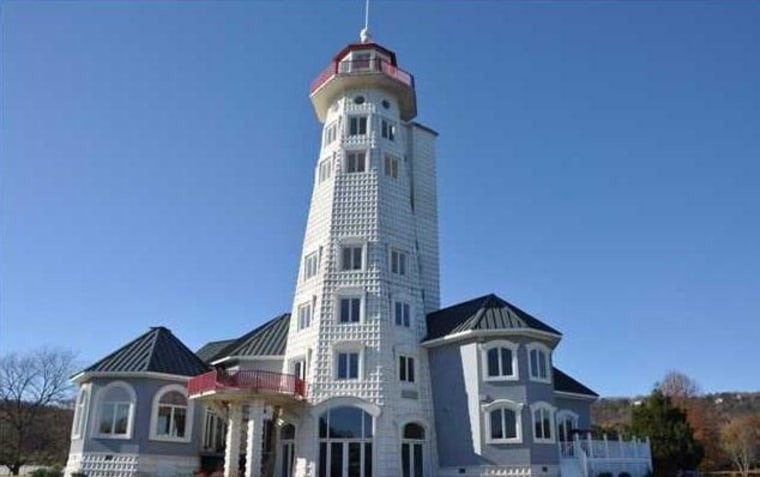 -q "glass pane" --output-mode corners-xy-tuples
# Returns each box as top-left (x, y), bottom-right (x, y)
(174, 407), (187, 437)
(530, 350), (538, 377)
(403, 423), (425, 440)
(348, 442), (361, 477)
(395, 302), (402, 325)
(401, 444), (410, 477)
(349, 353), (359, 378)
(319, 443), (327, 477)
(338, 354), (348, 379)
(342, 248), (352, 270)
(114, 403), (130, 434)
(104, 386), (130, 402)
(159, 390), (186, 405)
(364, 442), (372, 477)
(408, 358), (415, 383)
(341, 299), (350, 323)
(282, 423), (296, 440)
(487, 349), (499, 377)
(329, 406), (363, 438)
(351, 299), (360, 322)
(543, 416), (551, 439)
(363, 411), (373, 438)
(99, 403), (115, 434)
(353, 247), (362, 268)
(330, 442), (343, 477)
(504, 410), (516, 439)
(281, 444), (291, 477)
(413, 443), (423, 477)
(157, 406), (172, 435)
(538, 351), (547, 378)
(534, 411), (542, 438)
(319, 415), (328, 438)
(403, 305), (410, 327)
(490, 410), (503, 439)
(501, 348), (513, 376)
(399, 356), (406, 381)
